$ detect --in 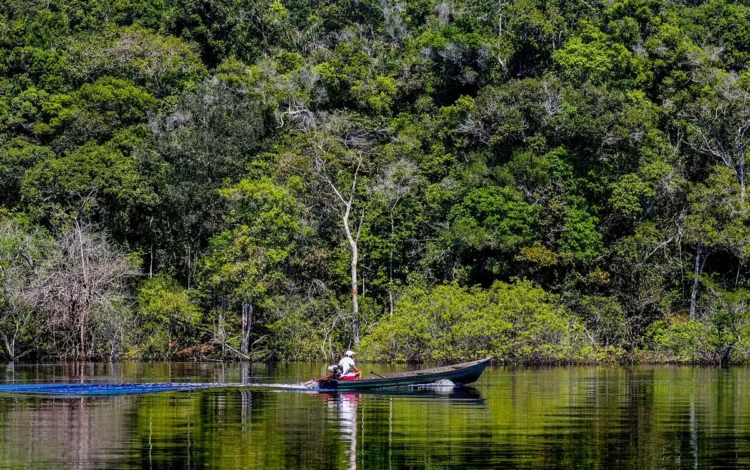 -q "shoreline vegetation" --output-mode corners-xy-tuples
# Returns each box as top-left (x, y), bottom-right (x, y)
(3, 0), (750, 365)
